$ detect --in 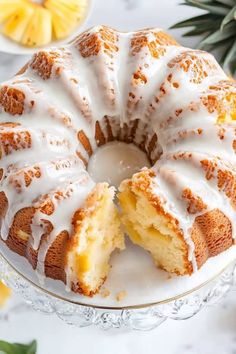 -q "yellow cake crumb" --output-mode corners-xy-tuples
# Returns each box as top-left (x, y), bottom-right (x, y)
(101, 288), (110, 298)
(116, 290), (127, 302)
